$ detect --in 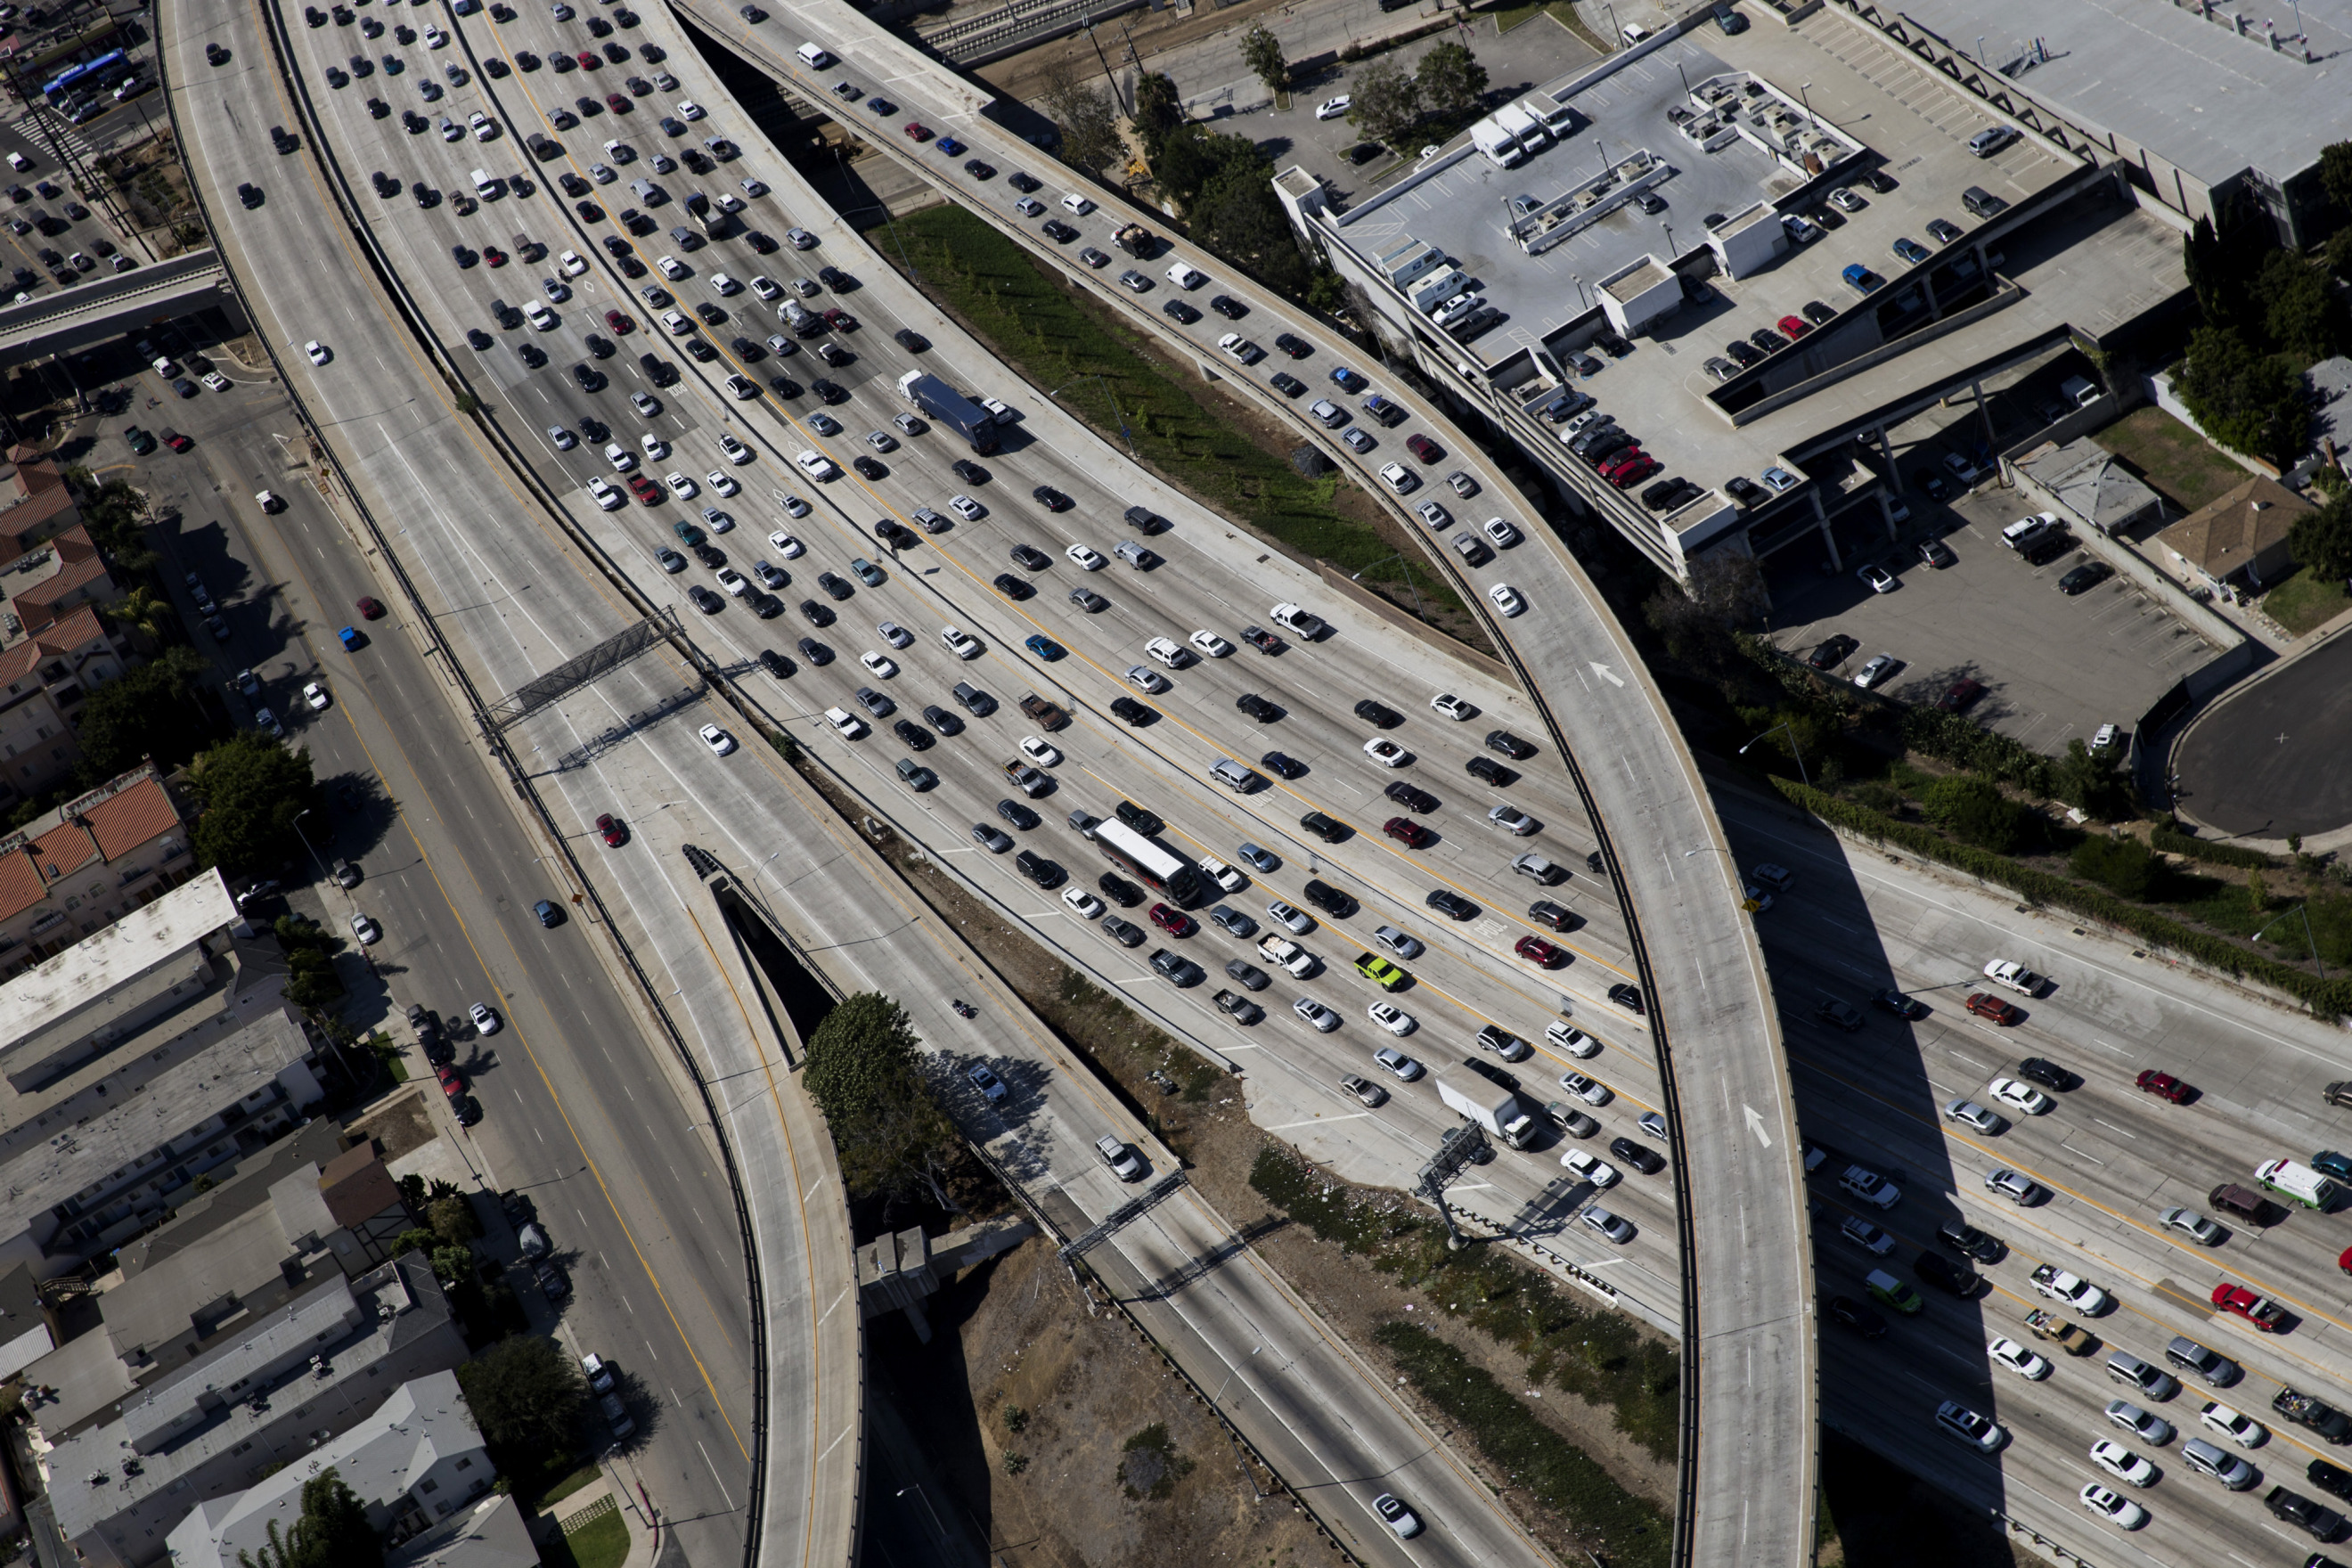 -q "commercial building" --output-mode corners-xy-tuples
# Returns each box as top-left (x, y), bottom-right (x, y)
(161, 1370), (493, 1568)
(1273, 4), (2187, 584)
(39, 1254), (465, 1568)
(0, 763), (199, 977)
